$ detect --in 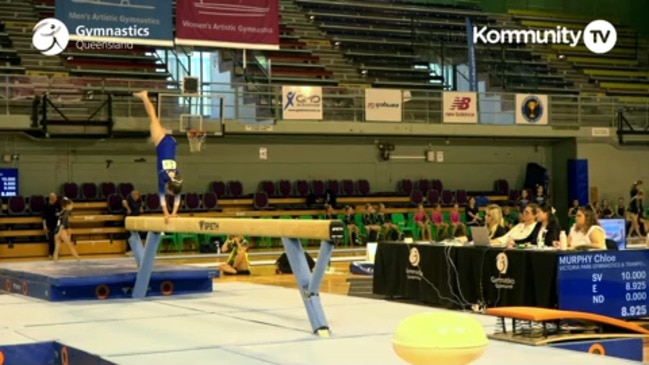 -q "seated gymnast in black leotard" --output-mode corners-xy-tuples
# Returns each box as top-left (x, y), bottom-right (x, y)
(52, 197), (81, 262)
